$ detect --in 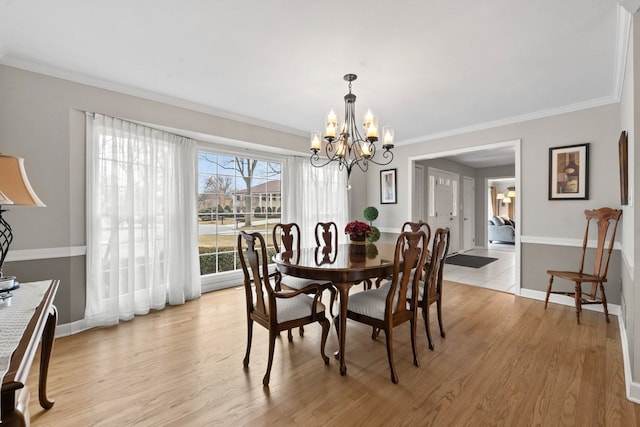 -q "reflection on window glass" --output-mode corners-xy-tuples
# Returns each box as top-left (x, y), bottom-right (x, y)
(197, 151), (282, 276)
